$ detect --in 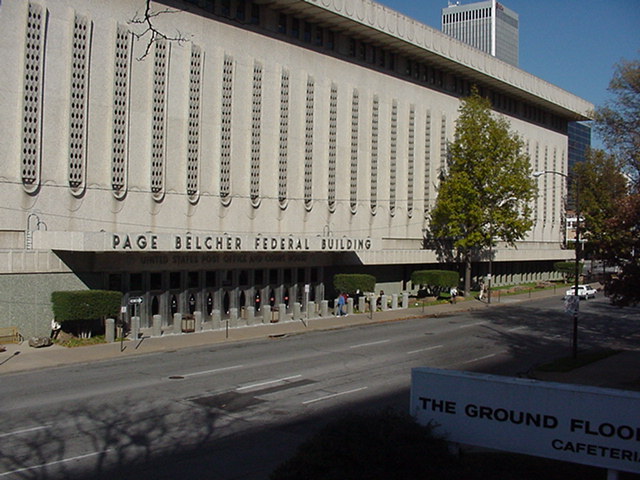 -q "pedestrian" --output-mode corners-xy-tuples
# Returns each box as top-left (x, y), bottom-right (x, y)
(50, 319), (61, 339)
(337, 292), (346, 316)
